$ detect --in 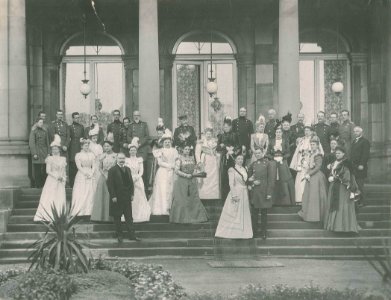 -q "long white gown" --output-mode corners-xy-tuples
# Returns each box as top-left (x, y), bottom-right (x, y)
(215, 167), (253, 239)
(125, 156), (151, 222)
(290, 136), (311, 203)
(290, 136), (324, 204)
(195, 138), (220, 199)
(70, 151), (96, 216)
(149, 147), (178, 215)
(89, 141), (103, 190)
(34, 156), (67, 221)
